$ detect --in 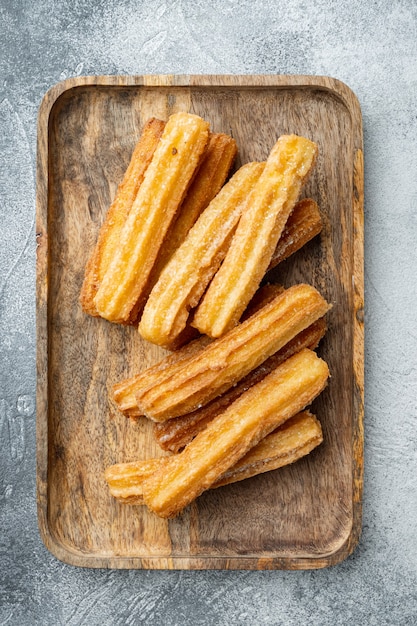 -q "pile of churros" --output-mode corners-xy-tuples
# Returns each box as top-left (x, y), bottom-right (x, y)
(80, 111), (331, 519)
